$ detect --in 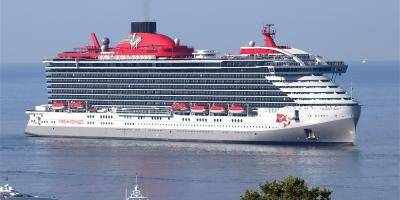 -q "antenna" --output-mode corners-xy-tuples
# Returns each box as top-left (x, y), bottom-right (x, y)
(262, 24), (276, 38)
(143, 0), (151, 21)
(262, 24), (277, 47)
(135, 173), (138, 186)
